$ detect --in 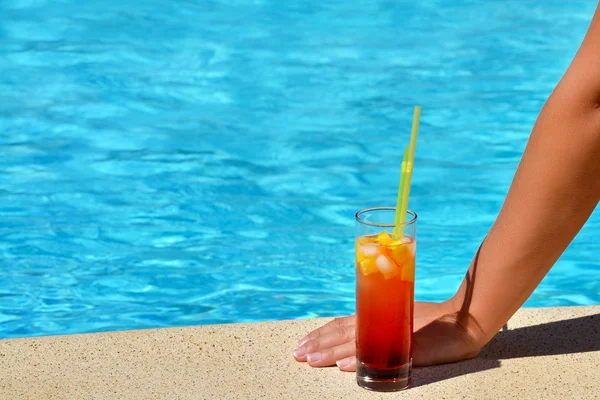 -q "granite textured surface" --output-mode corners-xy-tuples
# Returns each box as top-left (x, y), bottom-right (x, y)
(0, 306), (599, 399)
